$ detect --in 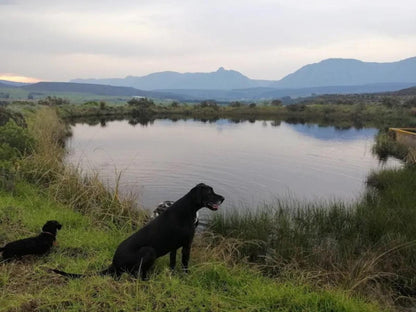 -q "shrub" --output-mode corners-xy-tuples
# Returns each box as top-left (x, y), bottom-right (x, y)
(0, 120), (34, 157)
(271, 99), (282, 106)
(127, 97), (154, 108)
(38, 96), (70, 106)
(230, 101), (242, 107)
(0, 107), (26, 127)
(403, 97), (416, 108)
(0, 120), (34, 191)
(286, 104), (306, 112)
(381, 97), (400, 108)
